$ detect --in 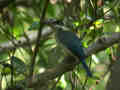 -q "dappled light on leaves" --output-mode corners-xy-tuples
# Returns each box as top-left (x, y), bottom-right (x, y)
(0, 0), (119, 90)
